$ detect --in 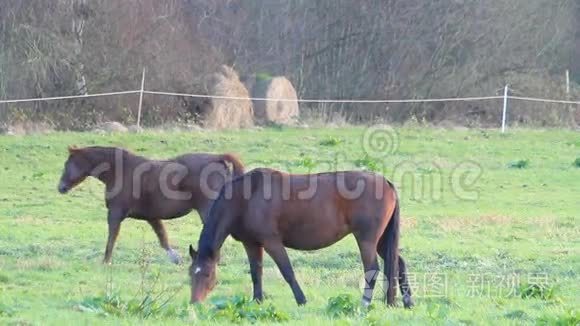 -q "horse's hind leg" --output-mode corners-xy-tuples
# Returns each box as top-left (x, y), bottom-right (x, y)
(147, 219), (181, 264)
(355, 237), (380, 308)
(398, 256), (414, 308)
(263, 241), (307, 305)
